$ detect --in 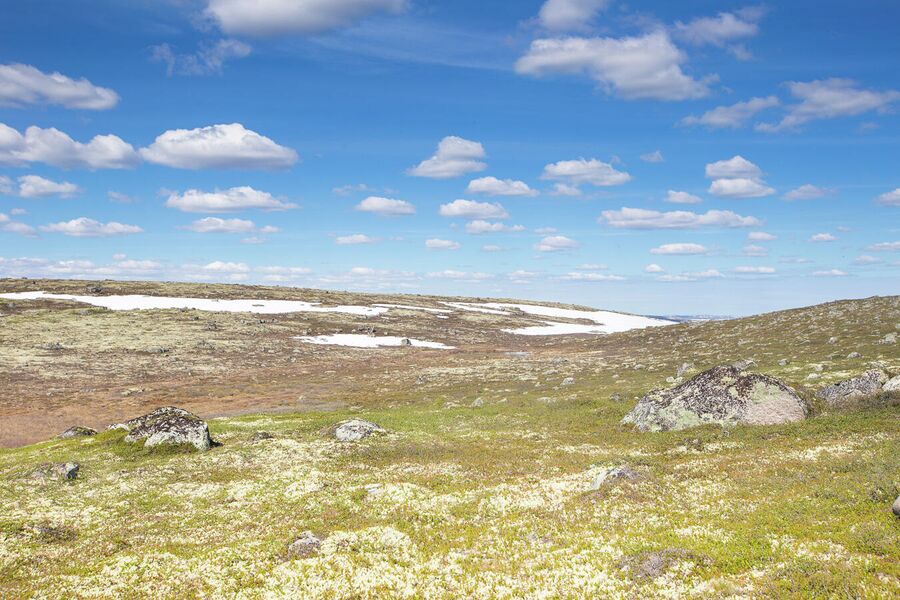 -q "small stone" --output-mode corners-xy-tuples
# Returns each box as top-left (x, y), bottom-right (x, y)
(730, 358), (757, 371)
(778, 359), (789, 366)
(250, 431), (274, 442)
(330, 419), (385, 442)
(878, 333), (897, 345)
(893, 496), (900, 517)
(591, 465), (640, 490)
(827, 336), (838, 345)
(470, 398), (484, 408)
(286, 531), (322, 559)
(57, 426), (97, 439)
(618, 548), (701, 580)
(30, 462), (79, 481)
(561, 377), (575, 386)
(665, 376), (676, 384)
(609, 393), (623, 402)
(676, 363), (694, 377)
(400, 338), (412, 347)
(846, 352), (862, 359)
